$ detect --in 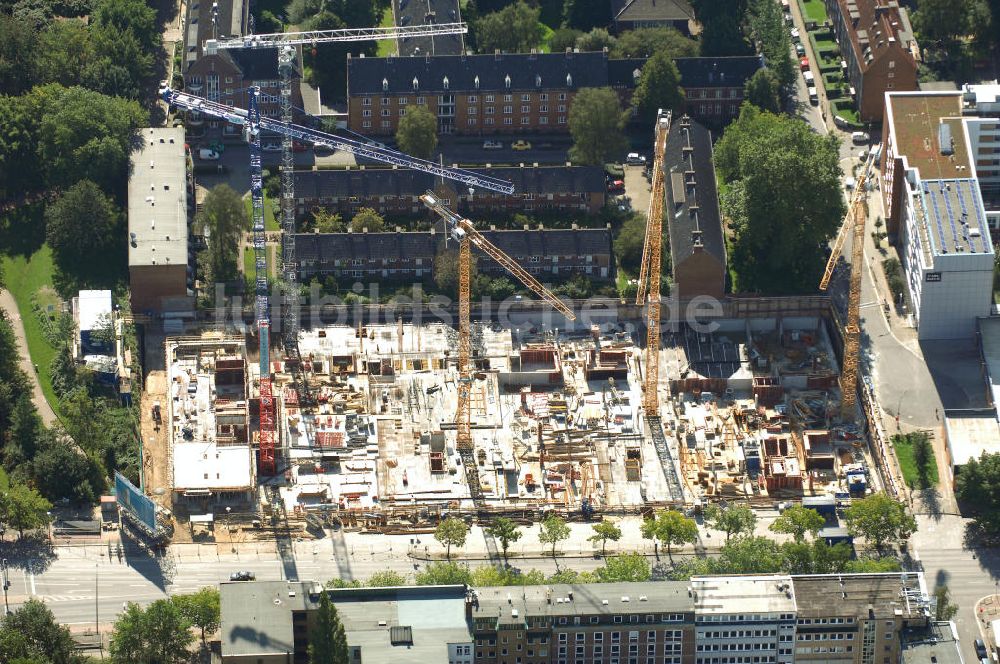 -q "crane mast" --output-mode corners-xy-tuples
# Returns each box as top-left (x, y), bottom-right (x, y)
(635, 110), (671, 417)
(819, 148), (879, 421)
